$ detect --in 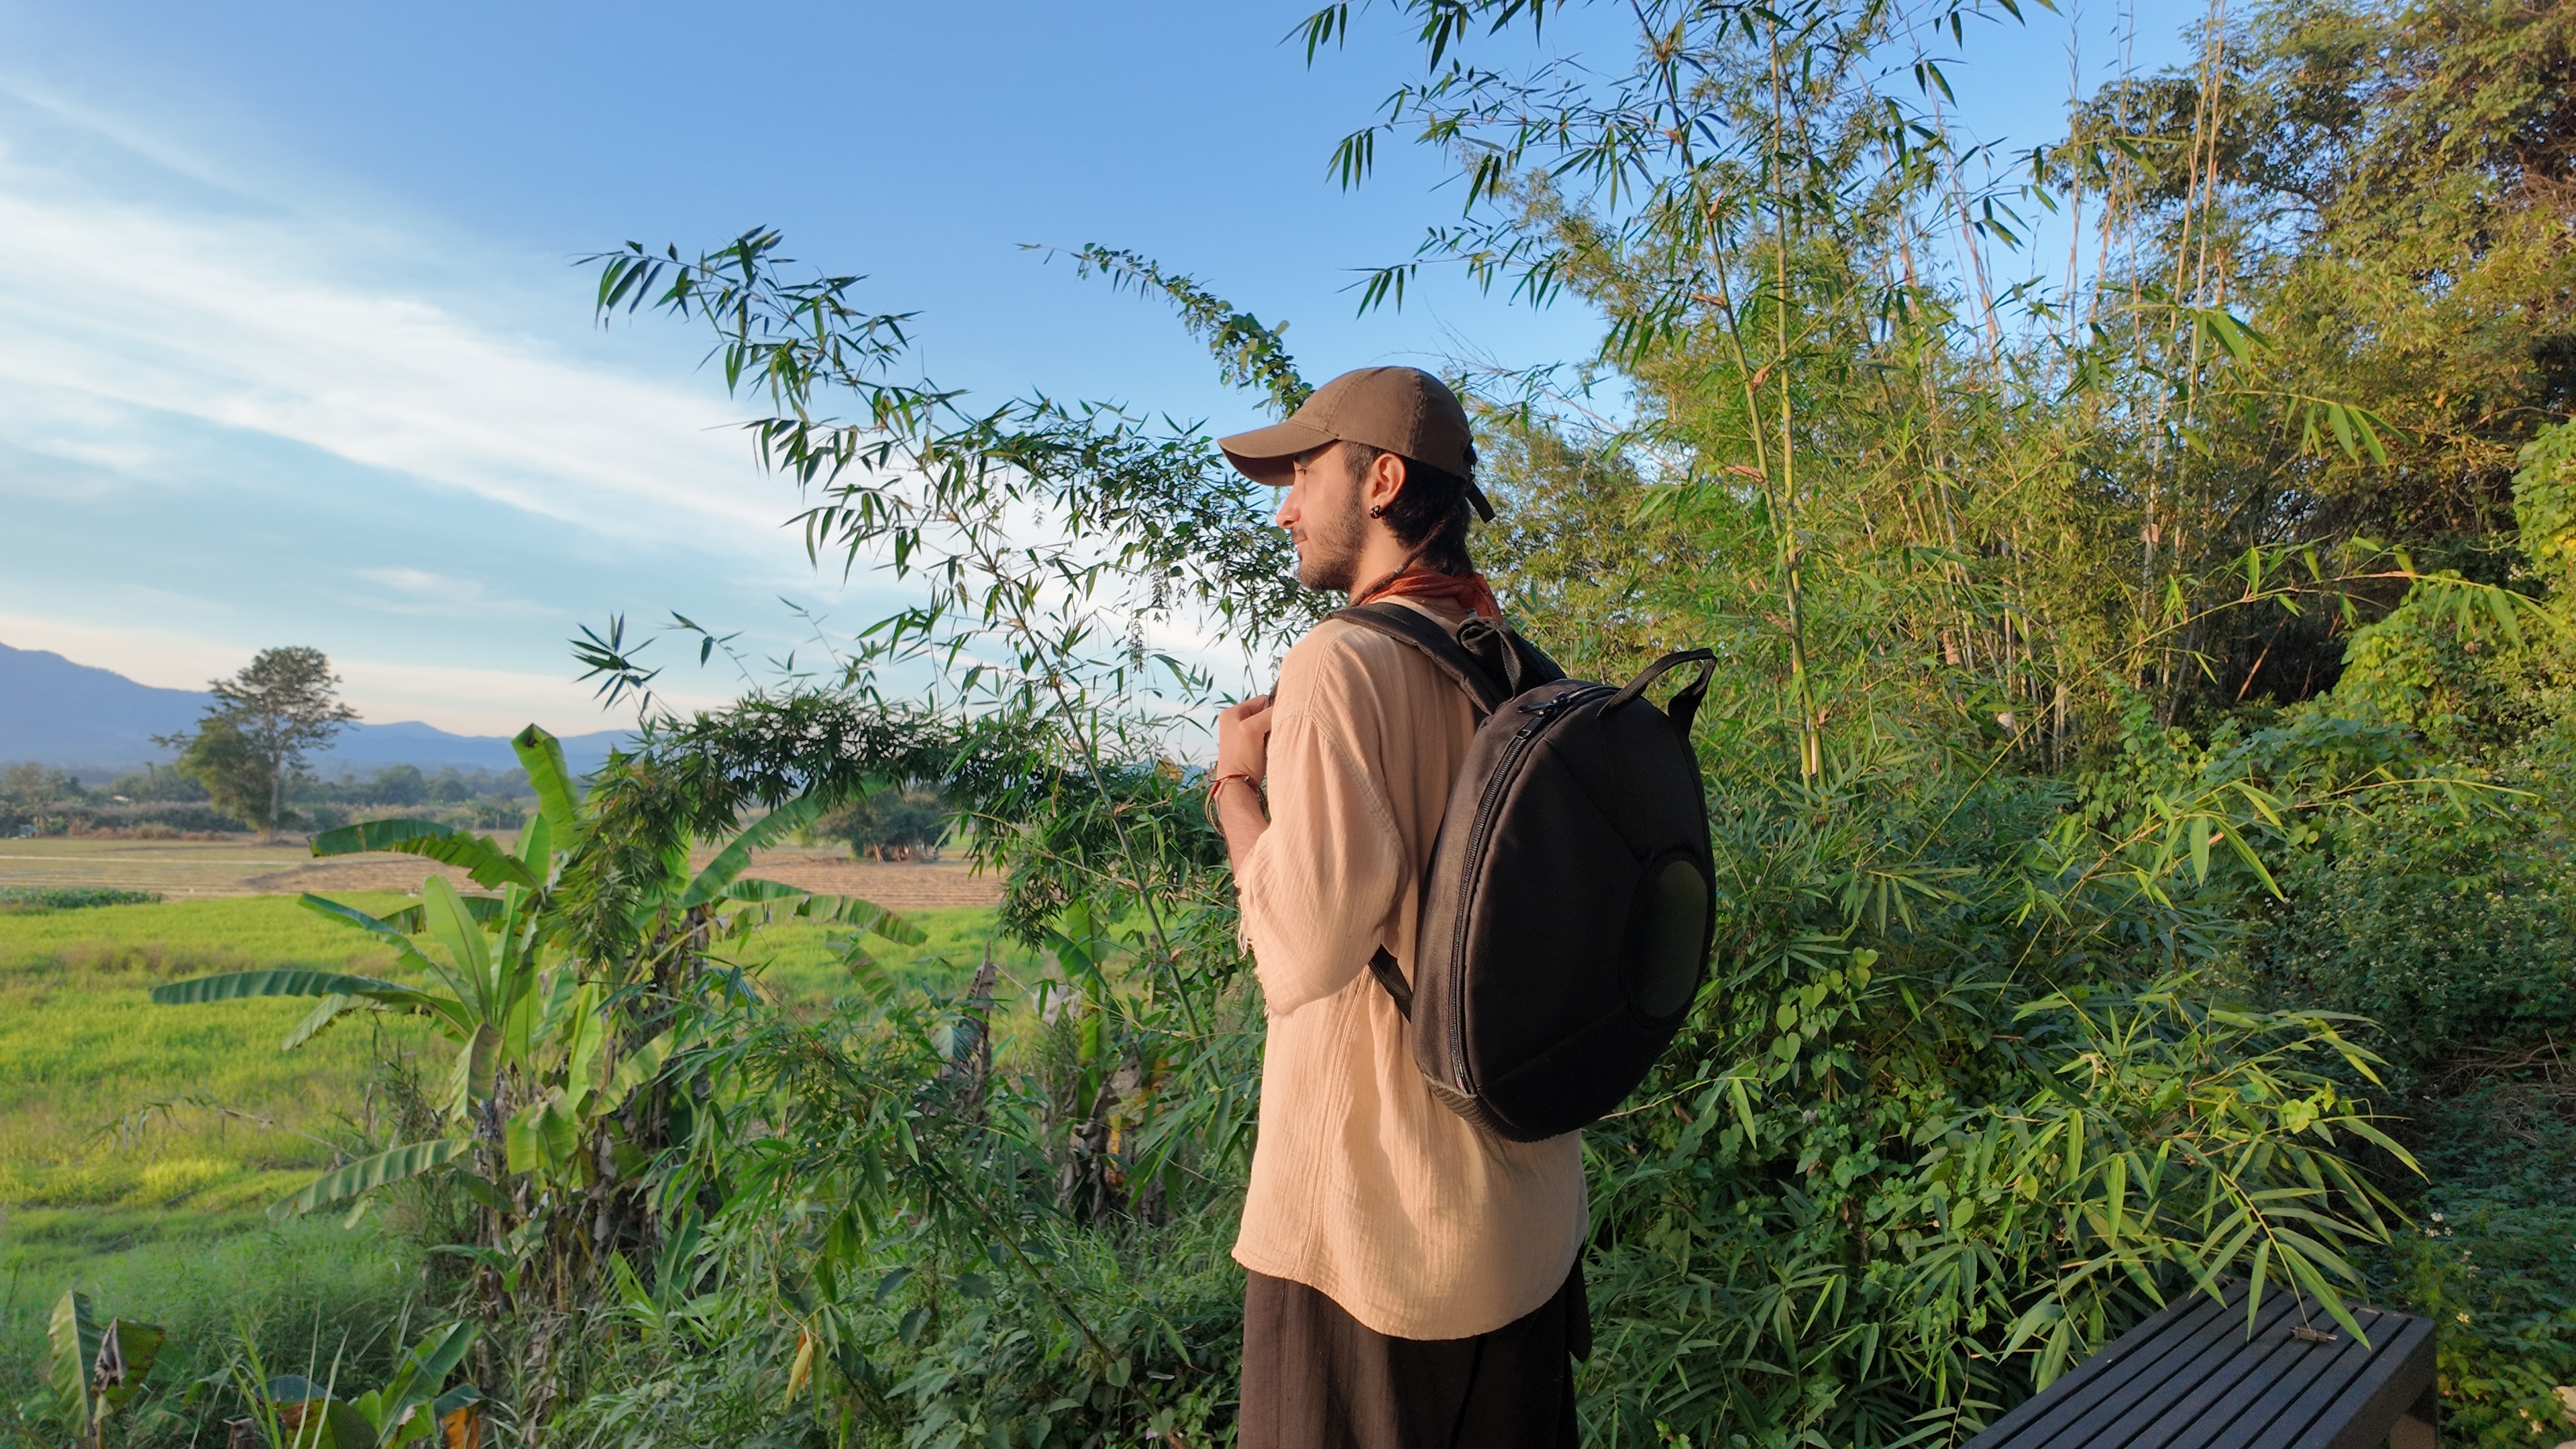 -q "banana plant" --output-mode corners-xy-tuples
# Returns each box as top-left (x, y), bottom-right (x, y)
(148, 725), (924, 1222)
(250, 1322), (483, 1449)
(19, 1289), (167, 1449)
